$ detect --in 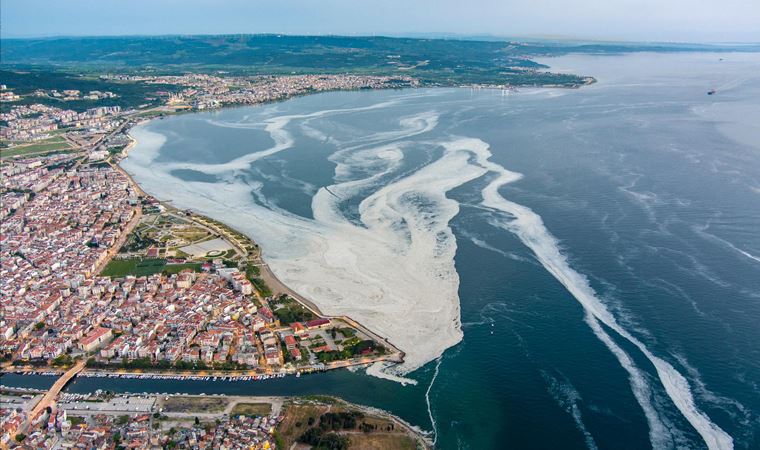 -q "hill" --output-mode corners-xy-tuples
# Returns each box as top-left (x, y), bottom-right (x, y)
(1, 34), (592, 86)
